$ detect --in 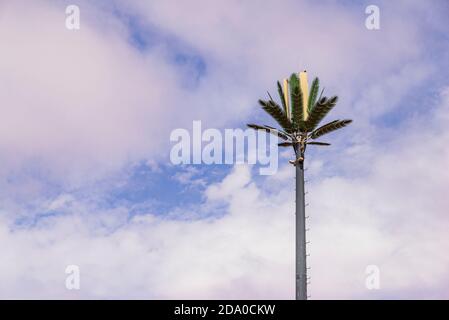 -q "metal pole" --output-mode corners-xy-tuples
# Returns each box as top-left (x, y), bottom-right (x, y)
(296, 160), (307, 300)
